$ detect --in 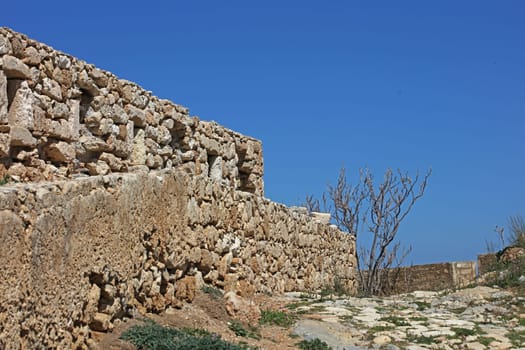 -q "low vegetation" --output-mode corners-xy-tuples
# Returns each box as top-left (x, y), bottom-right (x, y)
(296, 338), (332, 350)
(483, 215), (525, 292)
(201, 285), (223, 299)
(228, 320), (260, 340)
(121, 320), (257, 350)
(259, 310), (295, 328)
(0, 176), (9, 186)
